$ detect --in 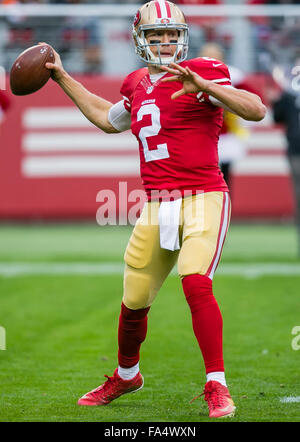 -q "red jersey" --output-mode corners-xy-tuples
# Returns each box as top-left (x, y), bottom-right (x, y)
(120, 57), (231, 199)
